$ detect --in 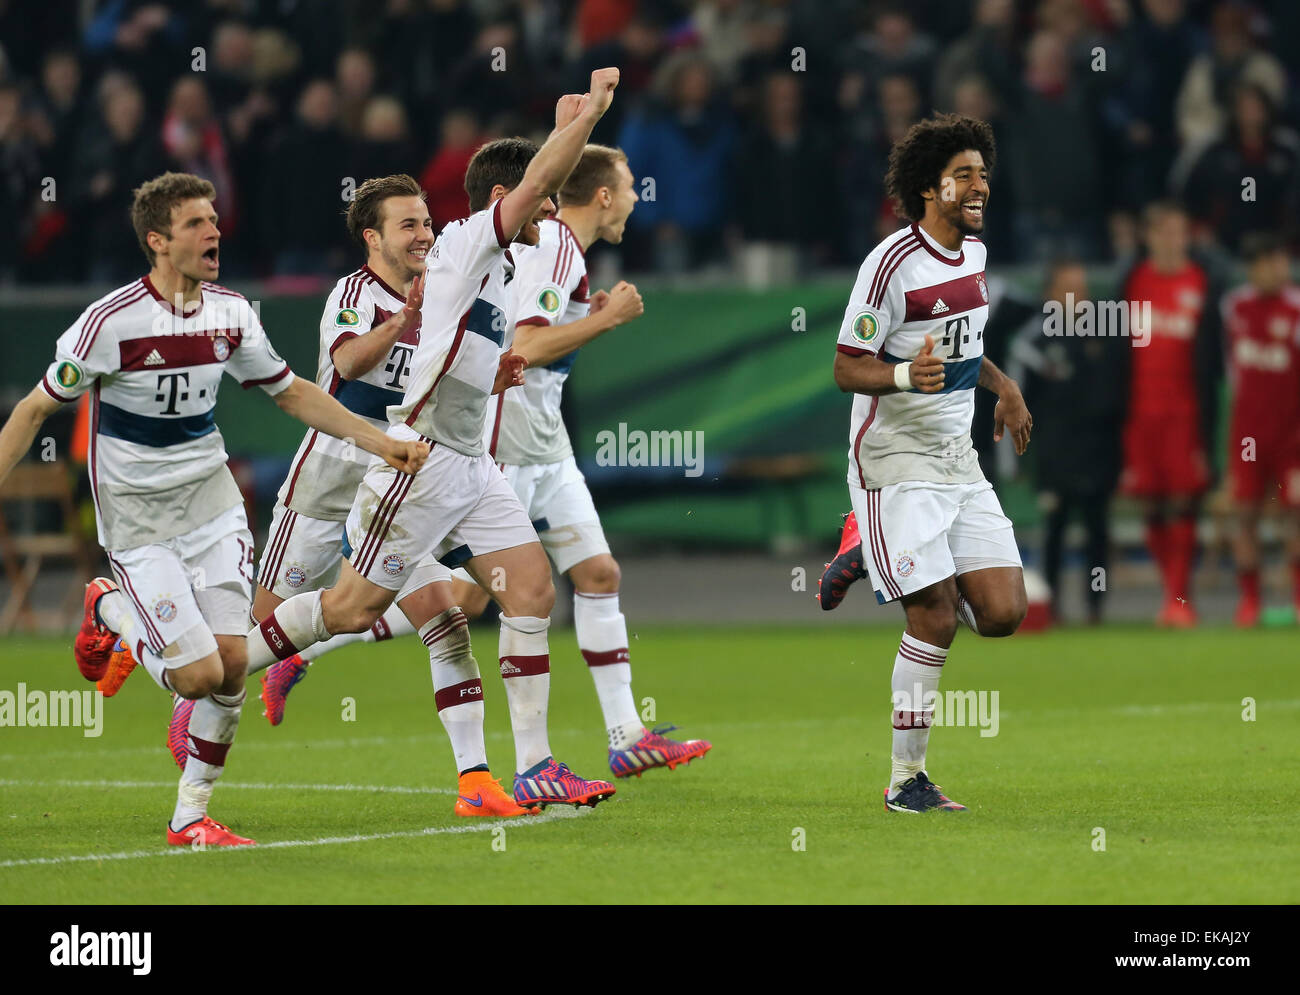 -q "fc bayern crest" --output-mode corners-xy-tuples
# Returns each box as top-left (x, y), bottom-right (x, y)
(382, 553), (406, 576)
(284, 565), (306, 588)
(154, 598), (178, 623)
(212, 335), (231, 361)
(976, 274), (988, 303)
(895, 552), (916, 578)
